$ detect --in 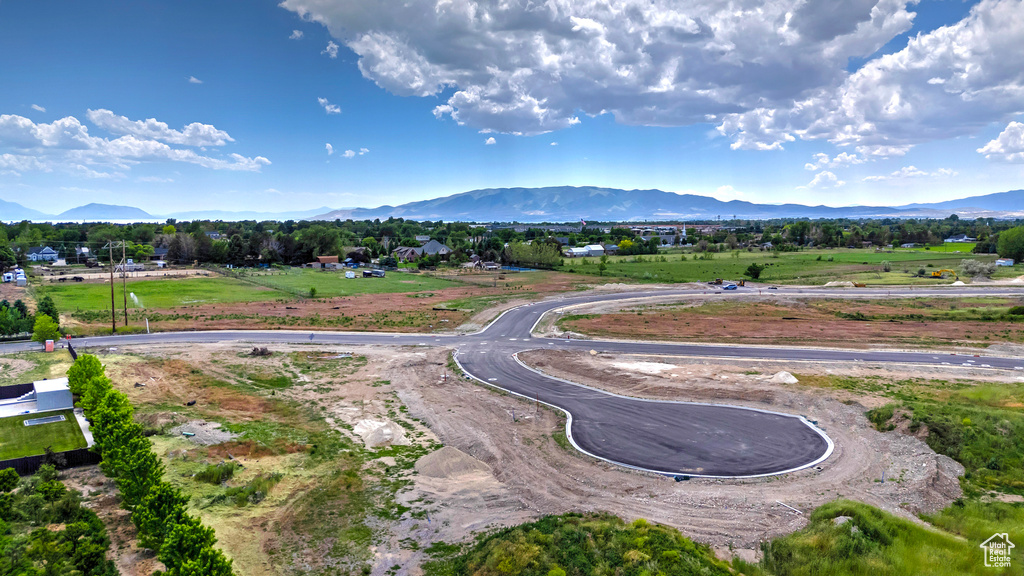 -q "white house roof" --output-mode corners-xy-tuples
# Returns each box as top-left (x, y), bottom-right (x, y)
(34, 377), (70, 394)
(584, 244), (604, 250)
